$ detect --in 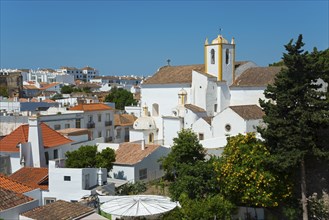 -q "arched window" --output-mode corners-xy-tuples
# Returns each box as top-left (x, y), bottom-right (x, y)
(225, 49), (230, 65)
(211, 49), (215, 64)
(149, 133), (154, 143)
(152, 103), (159, 117)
